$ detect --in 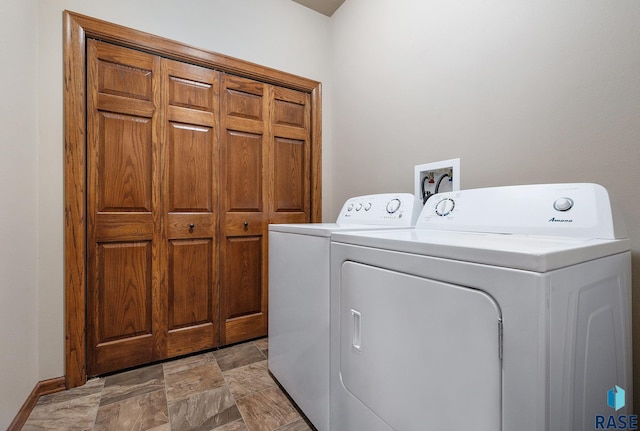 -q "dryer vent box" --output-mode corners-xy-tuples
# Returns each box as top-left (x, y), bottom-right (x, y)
(415, 158), (460, 205)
